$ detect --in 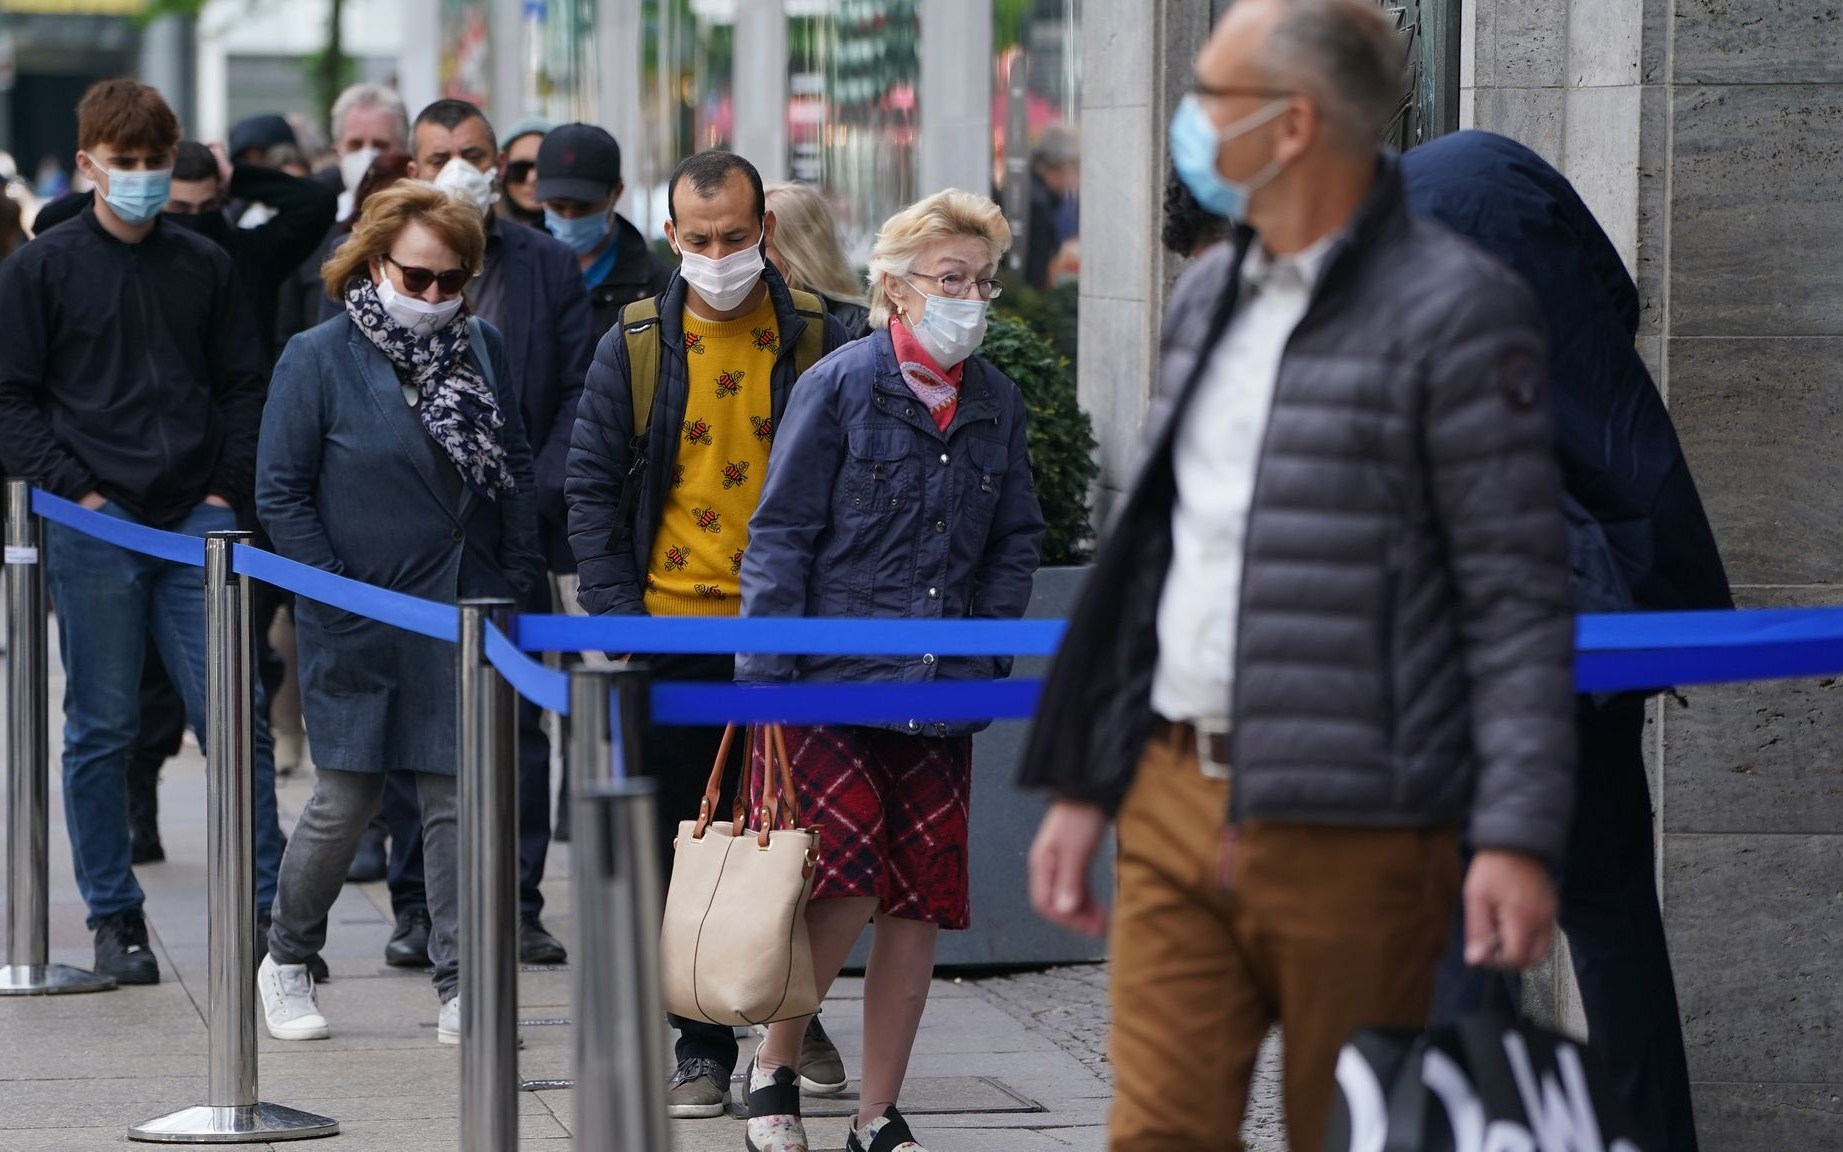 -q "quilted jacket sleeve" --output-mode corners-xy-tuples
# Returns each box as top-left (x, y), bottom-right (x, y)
(1420, 264), (1577, 868)
(565, 328), (646, 616)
